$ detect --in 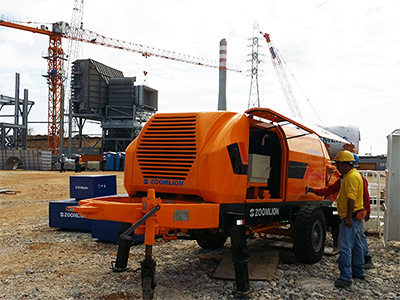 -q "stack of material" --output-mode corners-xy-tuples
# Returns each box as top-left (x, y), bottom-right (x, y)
(49, 175), (143, 244)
